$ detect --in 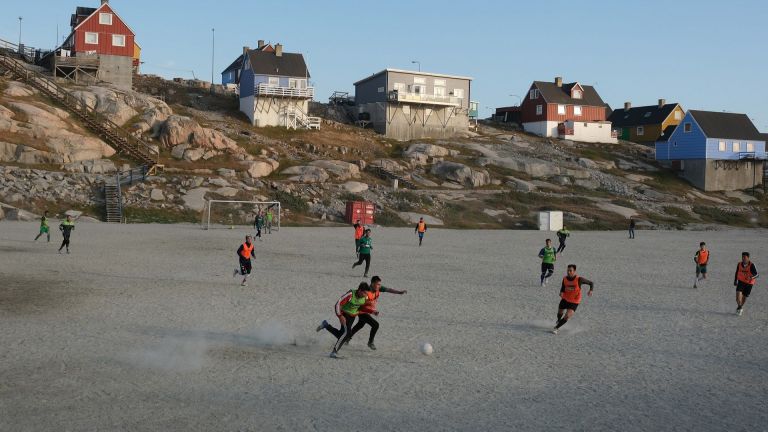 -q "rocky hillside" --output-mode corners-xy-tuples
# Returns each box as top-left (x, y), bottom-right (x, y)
(0, 72), (765, 229)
